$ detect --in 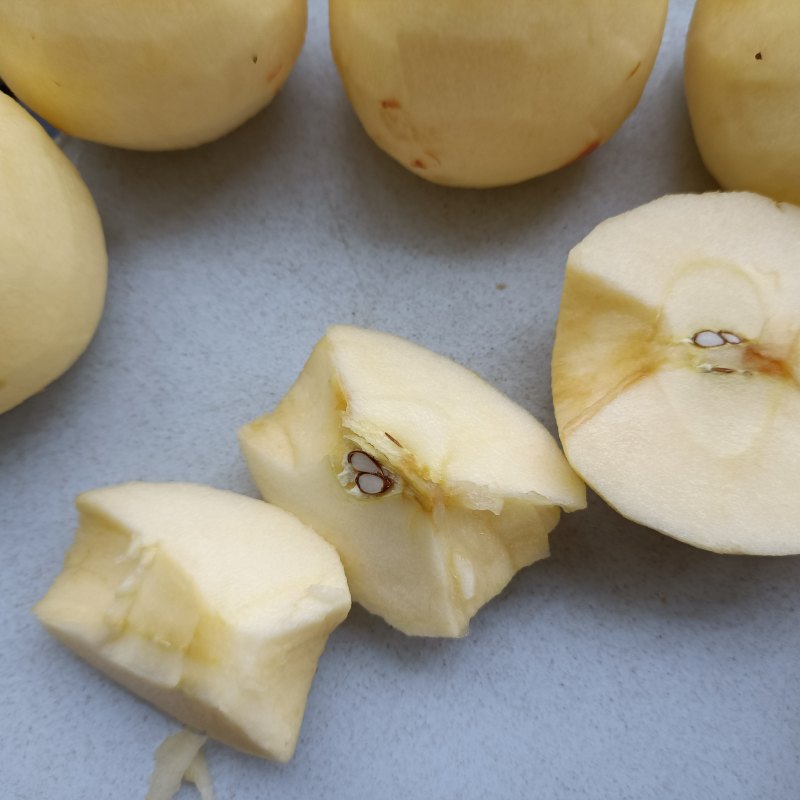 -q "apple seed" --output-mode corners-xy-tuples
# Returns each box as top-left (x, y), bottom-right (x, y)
(692, 330), (727, 348)
(347, 450), (395, 496)
(348, 450), (383, 475)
